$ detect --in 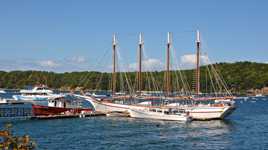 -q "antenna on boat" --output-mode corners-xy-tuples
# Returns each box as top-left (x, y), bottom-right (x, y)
(112, 33), (117, 96)
(137, 32), (143, 95)
(195, 30), (201, 95)
(165, 32), (172, 96)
